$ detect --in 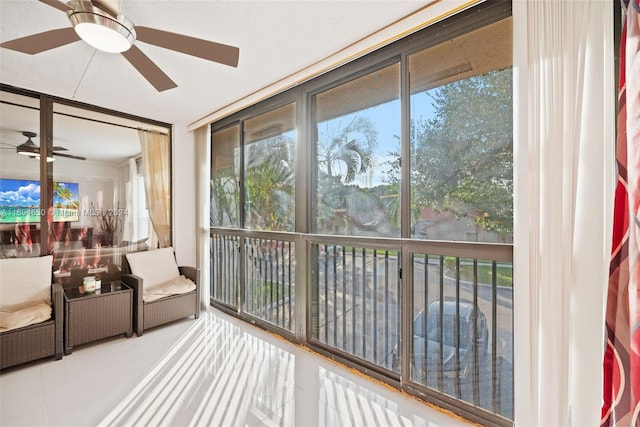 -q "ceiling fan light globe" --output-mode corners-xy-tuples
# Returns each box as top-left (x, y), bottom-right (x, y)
(68, 1), (136, 54)
(16, 141), (39, 156)
(73, 21), (133, 53)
